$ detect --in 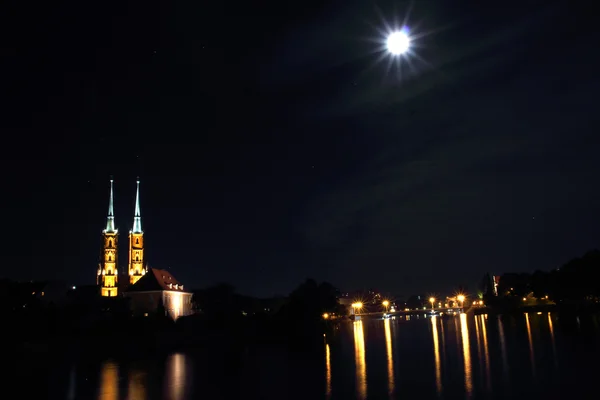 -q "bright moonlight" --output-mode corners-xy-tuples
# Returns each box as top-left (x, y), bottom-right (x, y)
(387, 31), (410, 55)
